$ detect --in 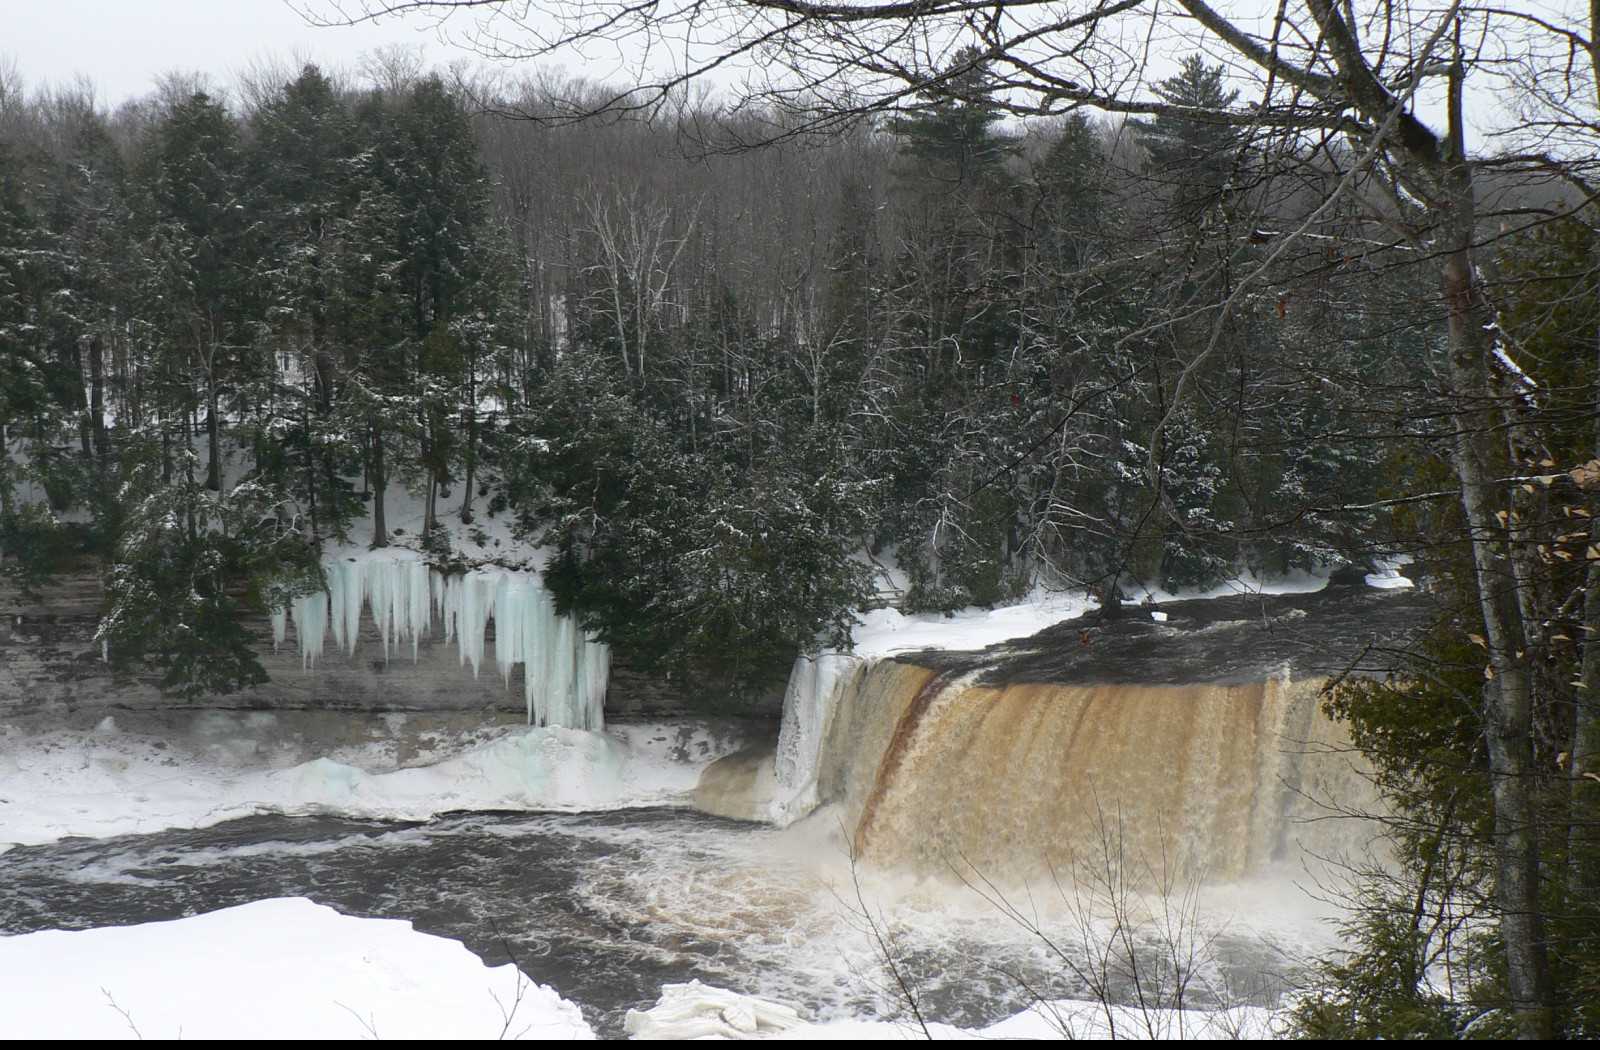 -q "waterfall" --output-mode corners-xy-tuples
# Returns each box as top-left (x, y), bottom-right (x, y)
(281, 550), (609, 729)
(771, 655), (1379, 882)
